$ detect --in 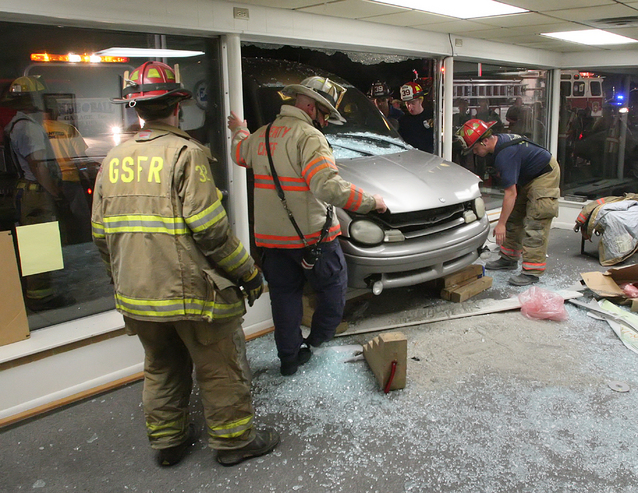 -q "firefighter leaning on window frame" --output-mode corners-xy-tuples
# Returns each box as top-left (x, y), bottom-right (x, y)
(228, 77), (387, 377)
(91, 61), (278, 468)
